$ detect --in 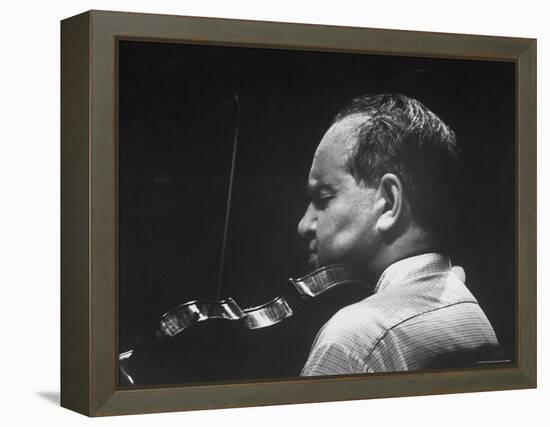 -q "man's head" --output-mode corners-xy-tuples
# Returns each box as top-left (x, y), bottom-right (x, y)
(298, 94), (459, 276)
